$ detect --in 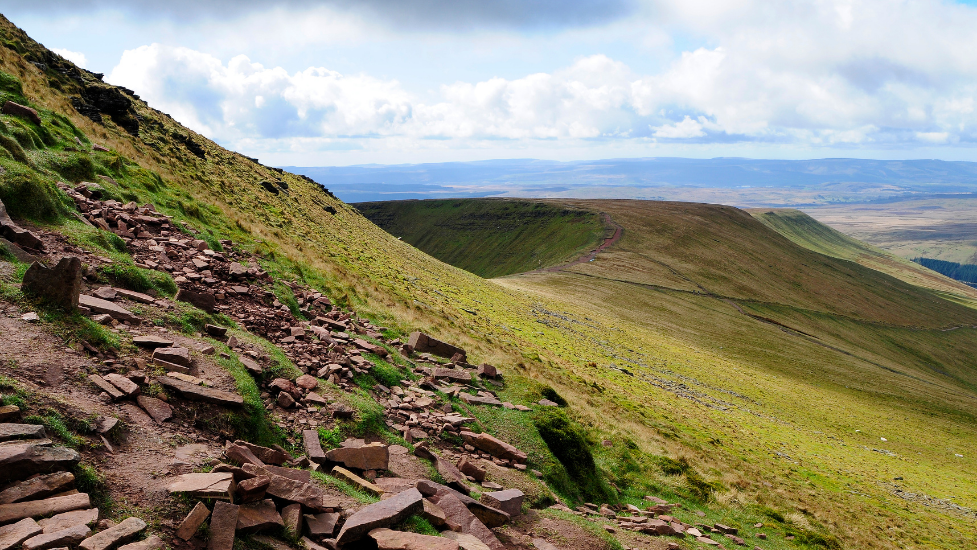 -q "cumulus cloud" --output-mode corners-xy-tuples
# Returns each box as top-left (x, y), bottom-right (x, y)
(50, 47), (87, 68)
(100, 0), (977, 157)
